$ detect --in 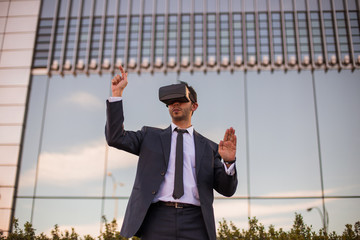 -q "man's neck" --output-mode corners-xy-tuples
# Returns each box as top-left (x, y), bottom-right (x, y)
(172, 120), (192, 129)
